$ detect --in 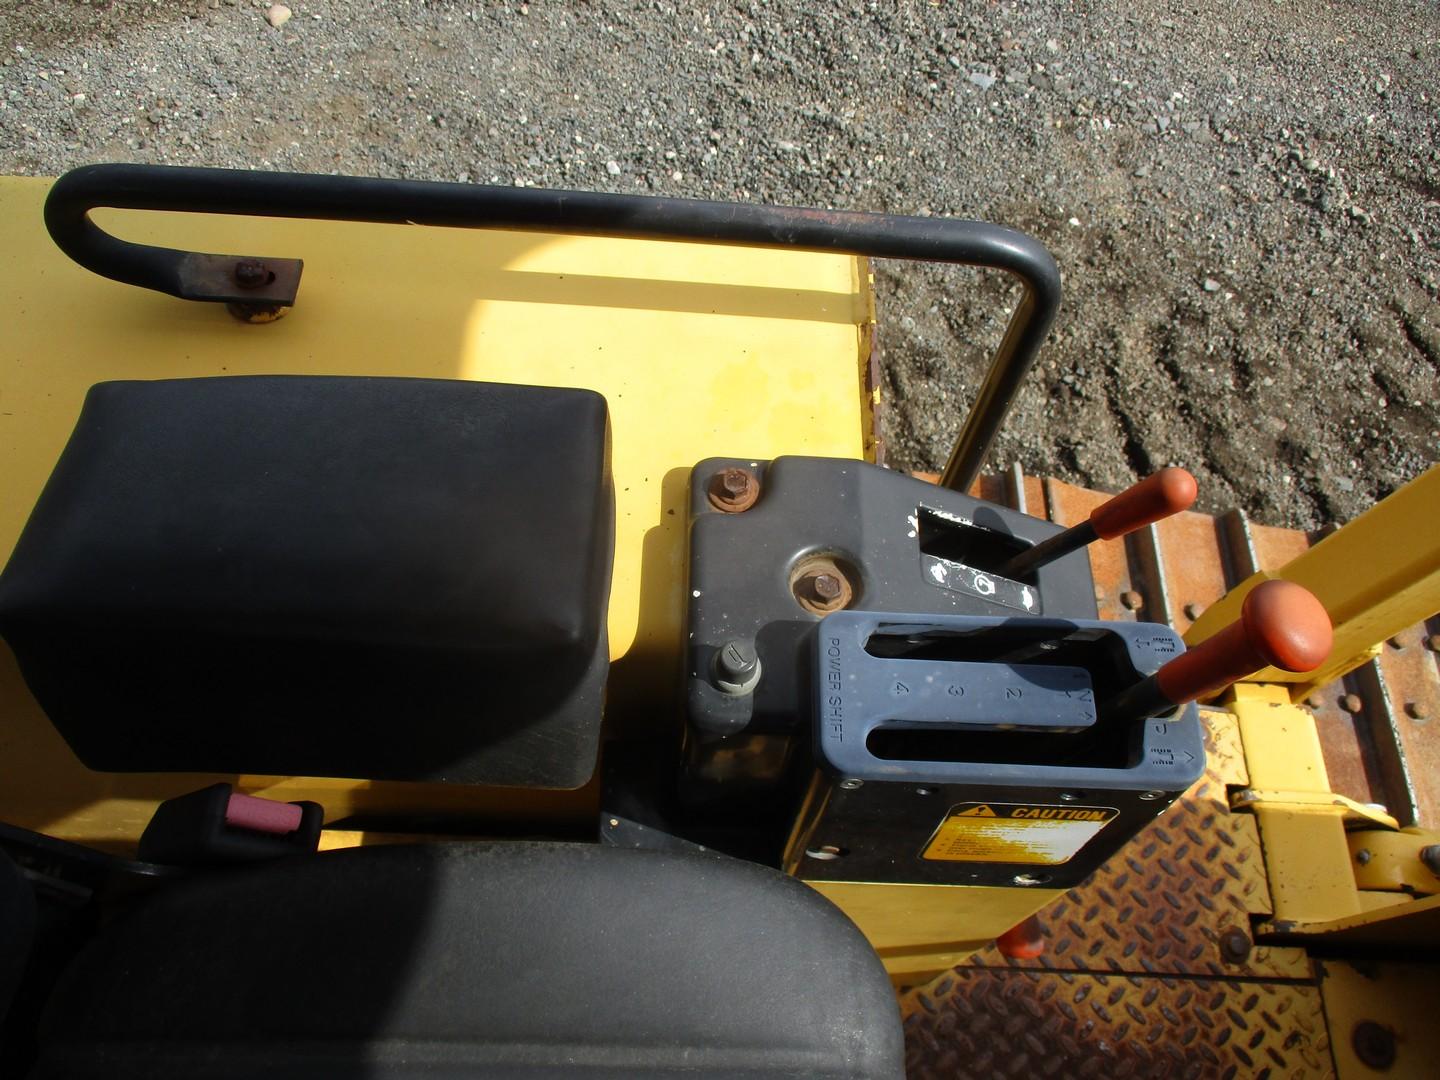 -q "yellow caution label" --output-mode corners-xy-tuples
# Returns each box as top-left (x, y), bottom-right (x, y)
(922, 802), (1119, 865)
